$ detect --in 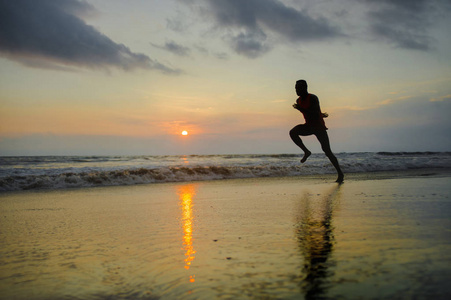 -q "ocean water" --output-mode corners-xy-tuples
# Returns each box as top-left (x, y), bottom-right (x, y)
(1, 152), (450, 192)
